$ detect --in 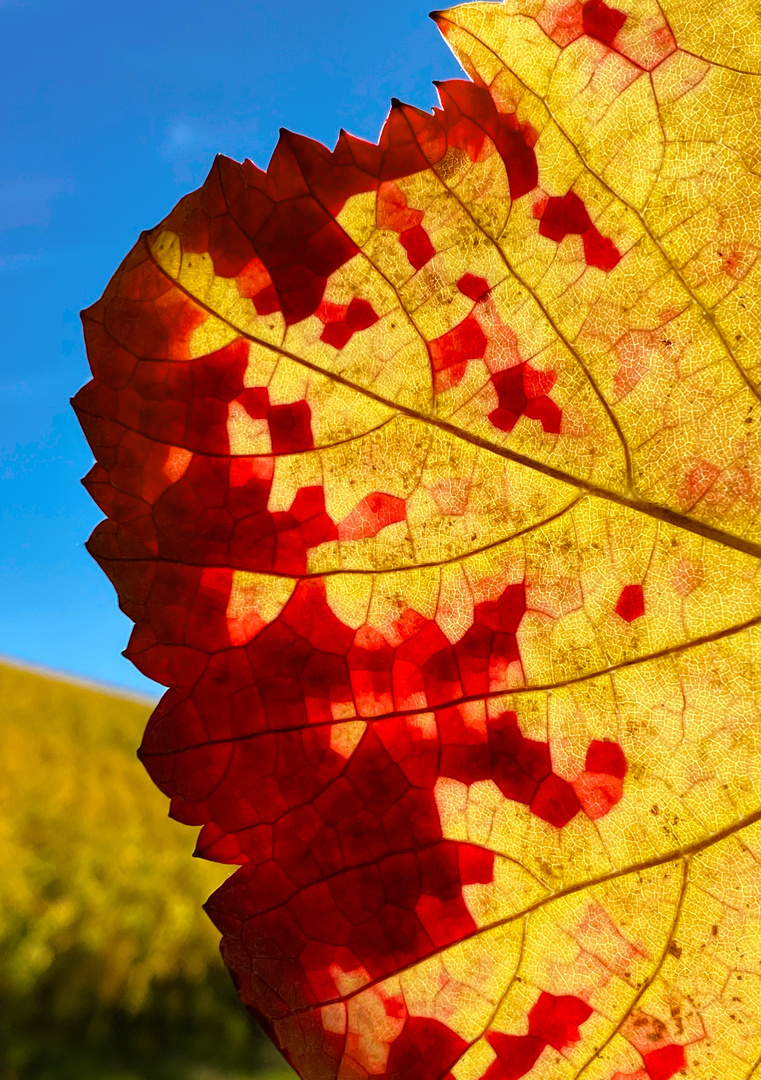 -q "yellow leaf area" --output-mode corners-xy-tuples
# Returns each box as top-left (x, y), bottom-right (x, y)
(74, 1), (761, 1079)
